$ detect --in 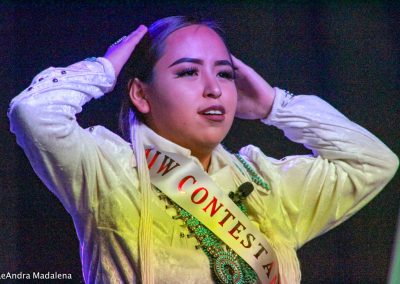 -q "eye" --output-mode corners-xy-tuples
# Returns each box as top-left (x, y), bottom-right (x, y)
(175, 67), (199, 78)
(217, 70), (235, 80)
